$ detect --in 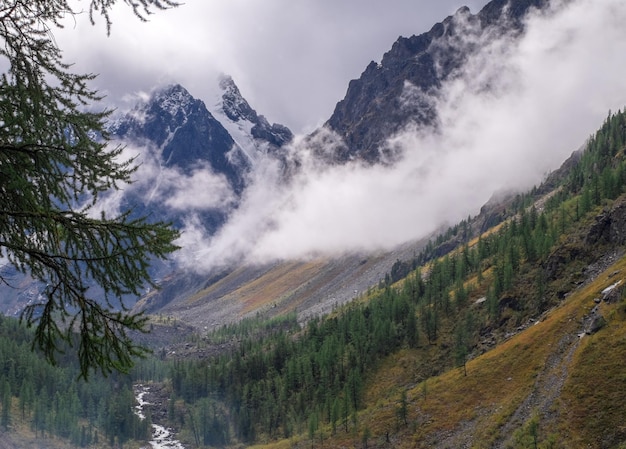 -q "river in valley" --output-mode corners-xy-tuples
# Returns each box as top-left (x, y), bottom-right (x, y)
(134, 384), (186, 449)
